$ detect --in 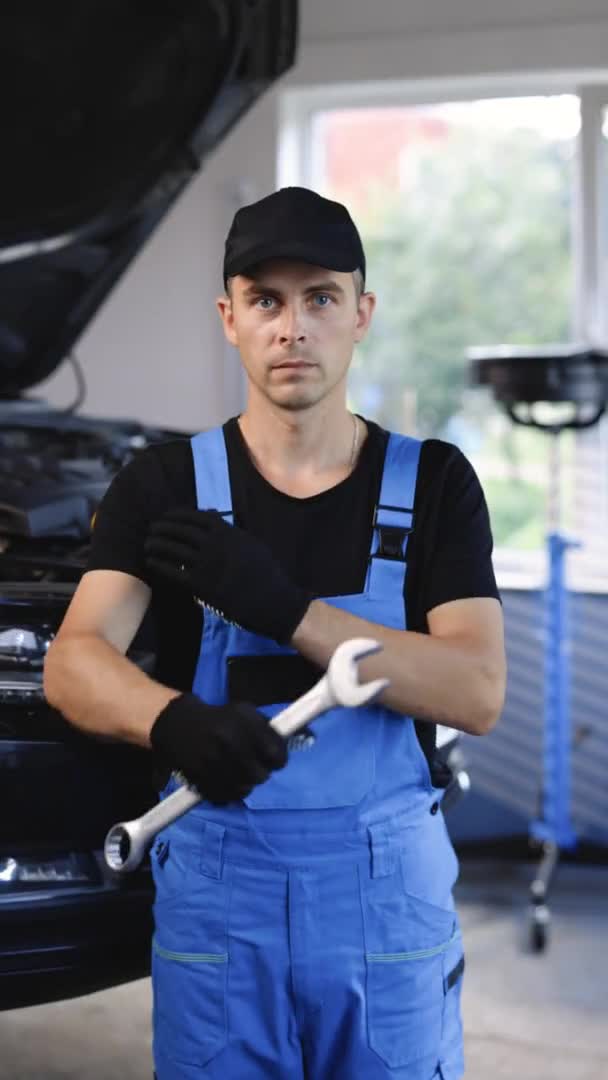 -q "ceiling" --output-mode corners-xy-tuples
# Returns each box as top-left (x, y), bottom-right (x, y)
(299, 0), (608, 43)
